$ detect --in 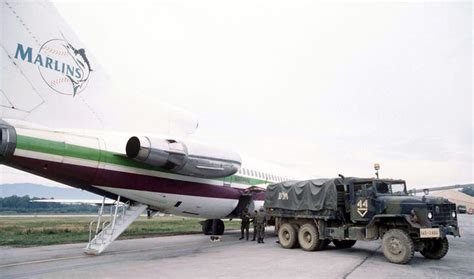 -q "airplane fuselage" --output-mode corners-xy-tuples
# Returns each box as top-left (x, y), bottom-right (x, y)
(0, 120), (269, 219)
